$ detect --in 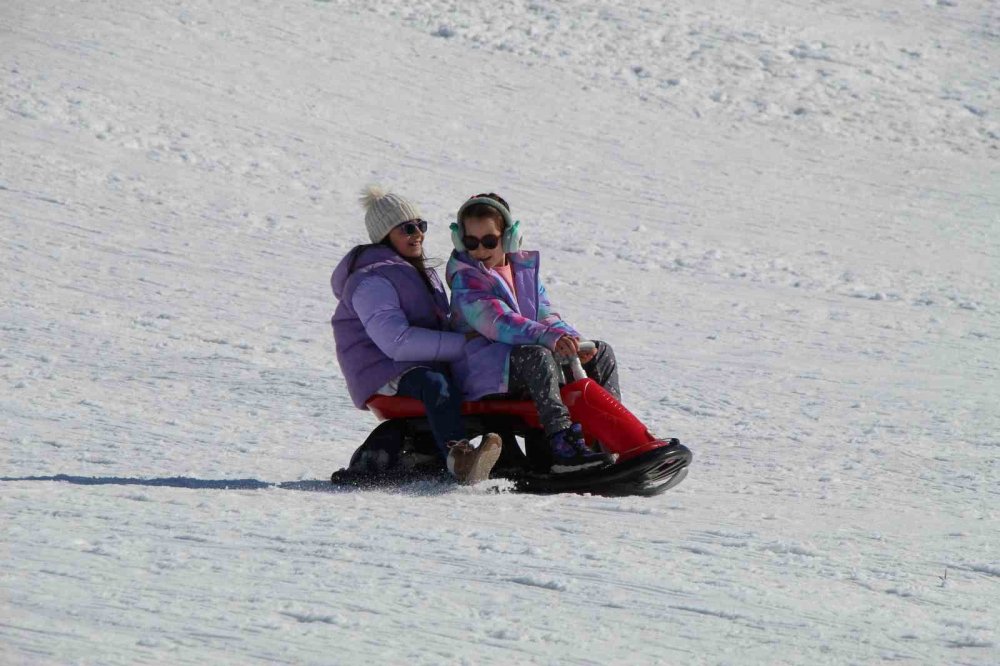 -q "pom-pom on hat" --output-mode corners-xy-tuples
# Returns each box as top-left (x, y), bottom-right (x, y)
(359, 184), (422, 243)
